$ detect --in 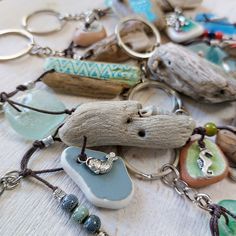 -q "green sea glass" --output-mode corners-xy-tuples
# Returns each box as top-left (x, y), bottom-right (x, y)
(4, 89), (66, 140)
(218, 200), (236, 236)
(188, 42), (227, 66)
